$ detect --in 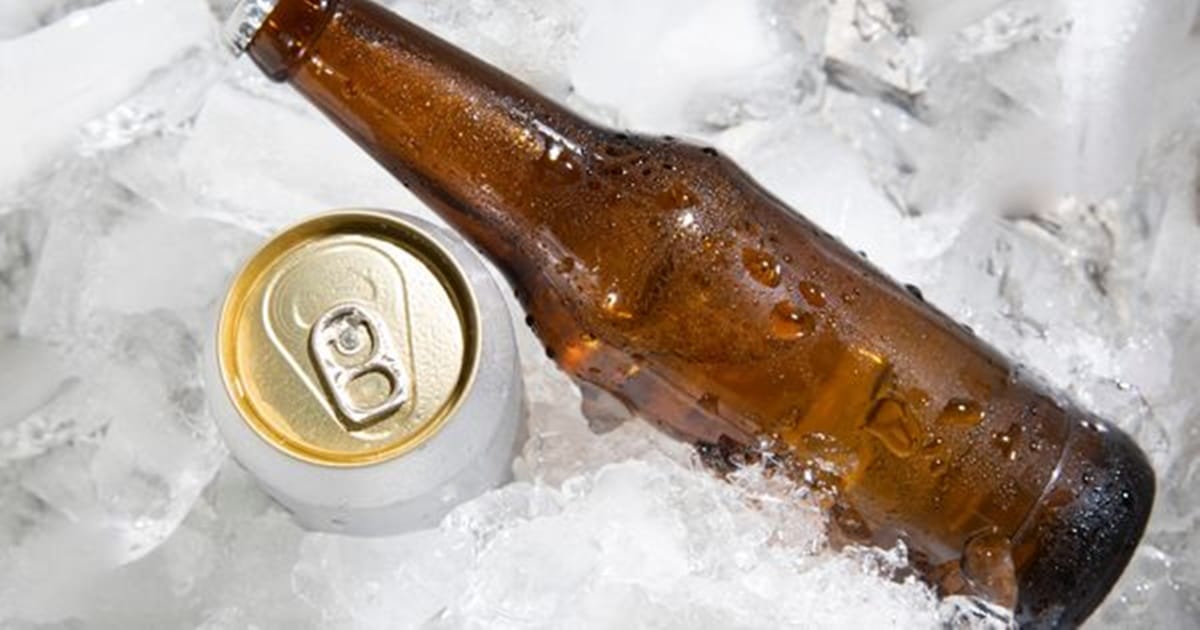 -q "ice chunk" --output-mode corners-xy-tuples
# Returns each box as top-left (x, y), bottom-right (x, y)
(0, 338), (68, 431)
(20, 168), (259, 336)
(0, 311), (226, 622)
(1056, 0), (1198, 199)
(84, 211), (260, 320)
(0, 161), (255, 621)
(176, 81), (418, 229)
(385, 0), (584, 99)
(0, 207), (48, 336)
(569, 0), (811, 132)
(0, 3), (38, 39)
(906, 0), (1013, 41)
(0, 0), (214, 192)
(0, 0), (114, 39)
(717, 115), (945, 278)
